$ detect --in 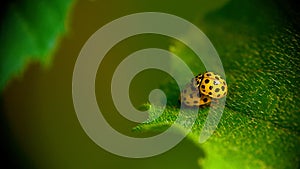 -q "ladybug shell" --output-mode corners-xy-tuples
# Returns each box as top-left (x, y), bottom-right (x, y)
(180, 78), (211, 107)
(199, 72), (227, 99)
